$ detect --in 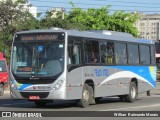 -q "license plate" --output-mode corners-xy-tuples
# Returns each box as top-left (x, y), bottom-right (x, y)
(29, 96), (40, 100)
